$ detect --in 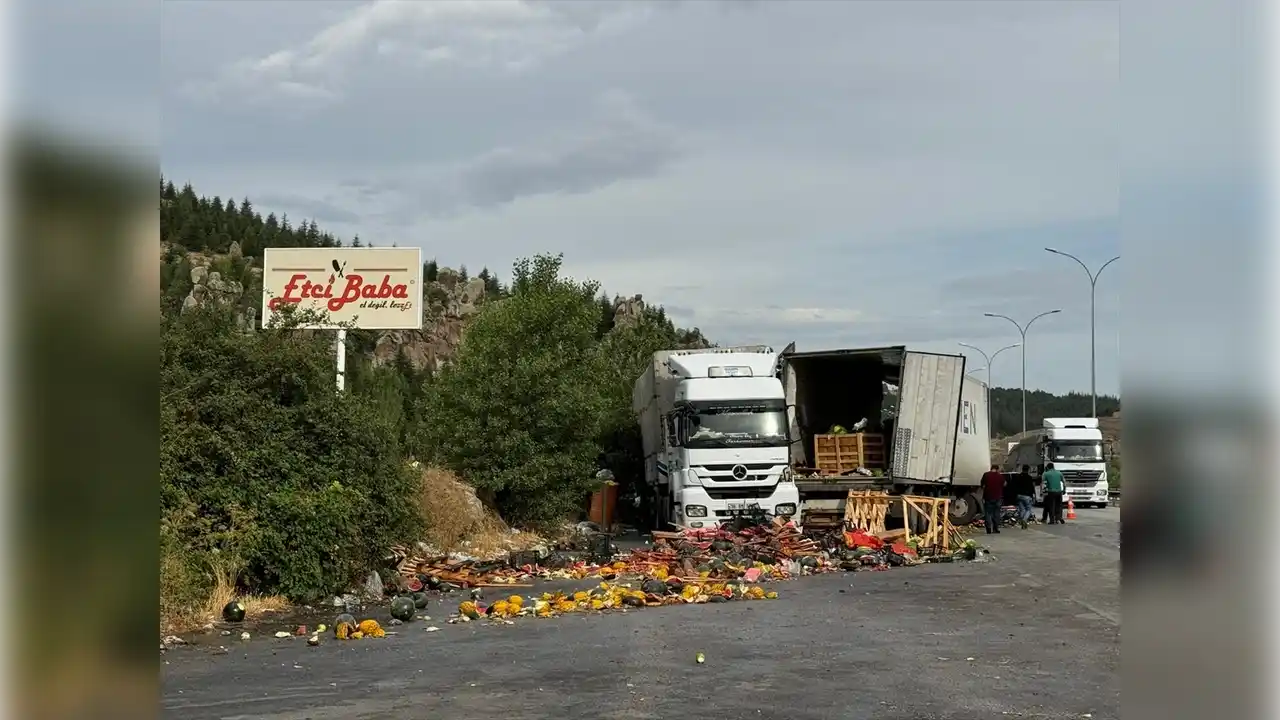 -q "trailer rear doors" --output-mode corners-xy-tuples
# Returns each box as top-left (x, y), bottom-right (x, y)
(893, 351), (965, 482)
(779, 346), (965, 483)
